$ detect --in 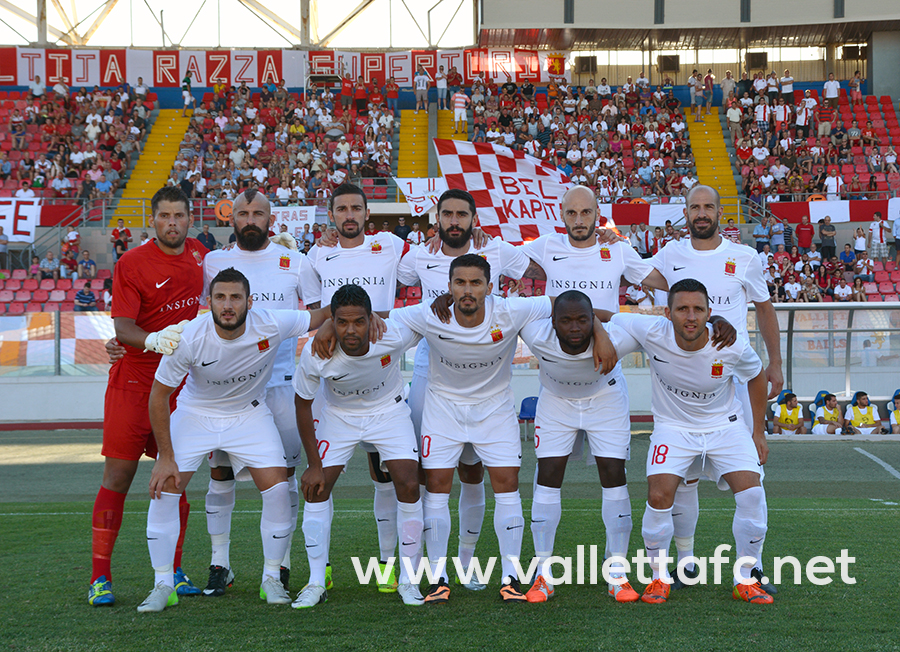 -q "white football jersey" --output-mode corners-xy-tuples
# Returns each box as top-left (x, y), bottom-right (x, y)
(519, 317), (618, 400)
(202, 244), (307, 388)
(606, 313), (762, 430)
(397, 237), (531, 373)
(301, 233), (407, 311)
(523, 234), (652, 312)
(390, 295), (551, 403)
(650, 238), (769, 335)
(293, 319), (421, 413)
(155, 308), (311, 417)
